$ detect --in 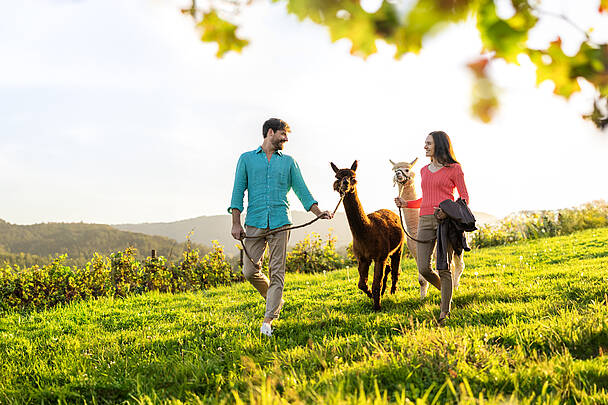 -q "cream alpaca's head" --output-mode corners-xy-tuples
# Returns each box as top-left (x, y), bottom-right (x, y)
(390, 158), (418, 187)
